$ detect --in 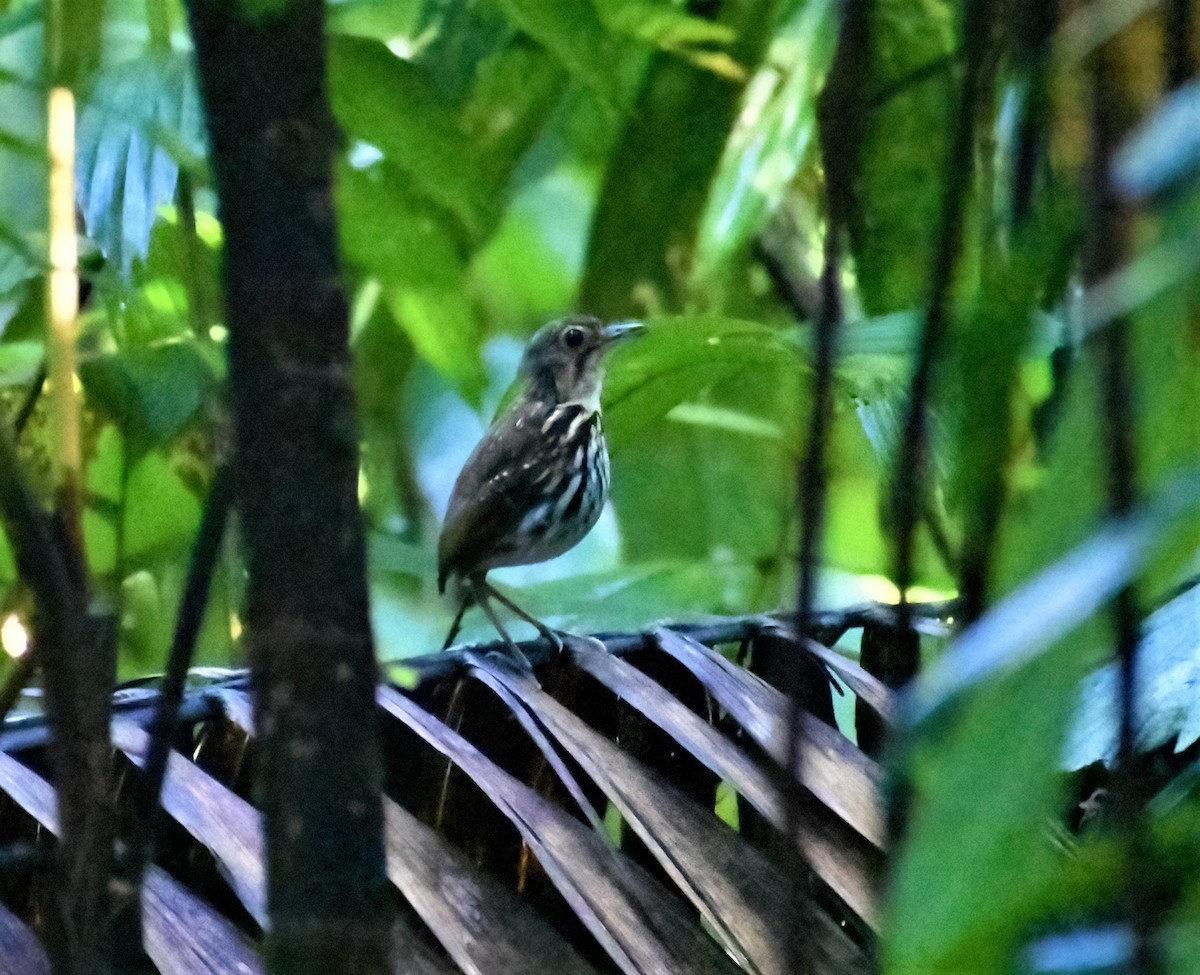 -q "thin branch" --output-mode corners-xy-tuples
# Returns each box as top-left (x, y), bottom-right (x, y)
(891, 0), (997, 634)
(0, 419), (114, 974)
(13, 362), (46, 440)
(1085, 26), (1156, 975)
(778, 0), (870, 967)
(1166, 0), (1195, 89)
(117, 465), (232, 940)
